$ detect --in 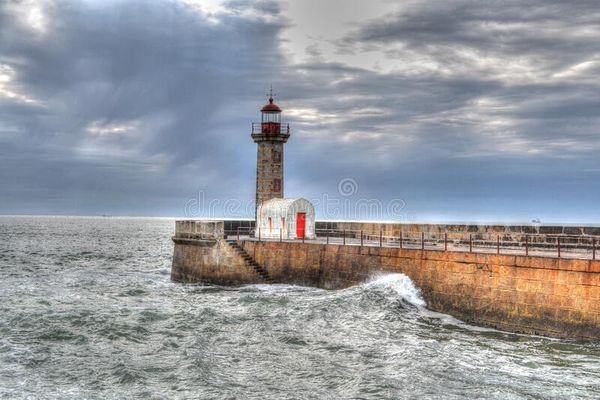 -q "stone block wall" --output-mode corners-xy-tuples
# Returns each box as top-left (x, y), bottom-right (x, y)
(175, 220), (224, 239)
(315, 221), (600, 248)
(255, 141), (284, 210)
(219, 219), (600, 248)
(240, 240), (600, 339)
(171, 221), (261, 285)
